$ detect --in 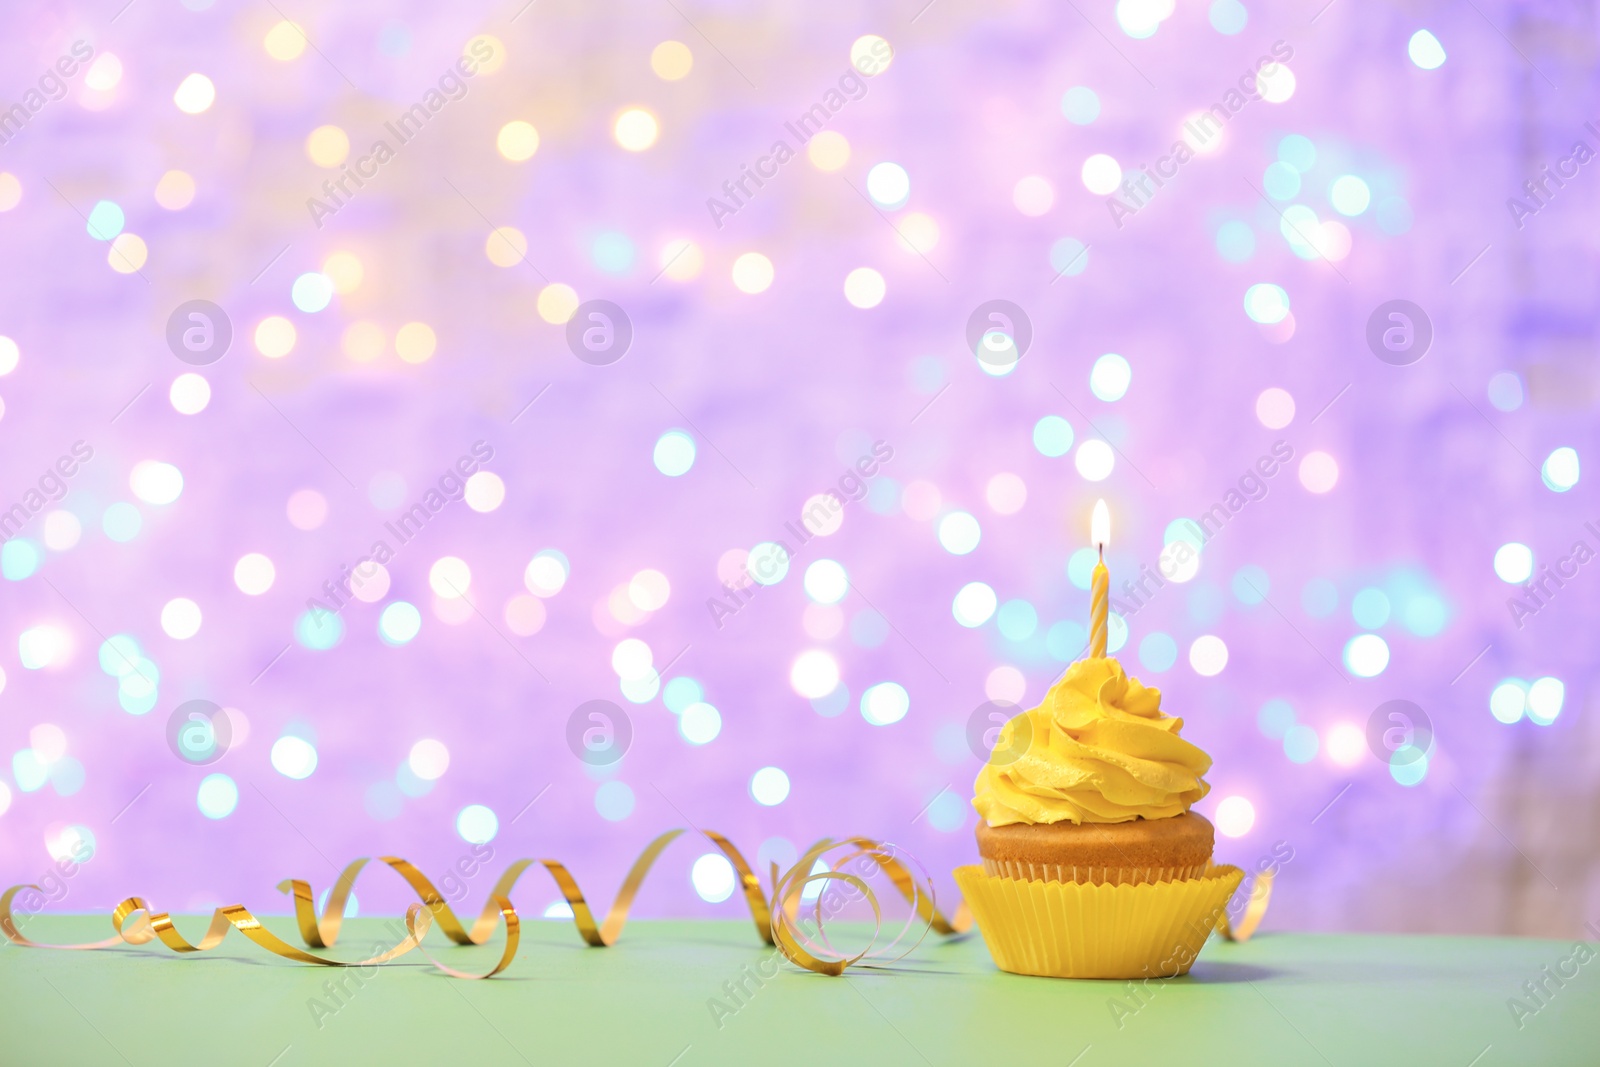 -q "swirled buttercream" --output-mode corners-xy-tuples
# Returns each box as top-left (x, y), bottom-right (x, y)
(973, 657), (1210, 826)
